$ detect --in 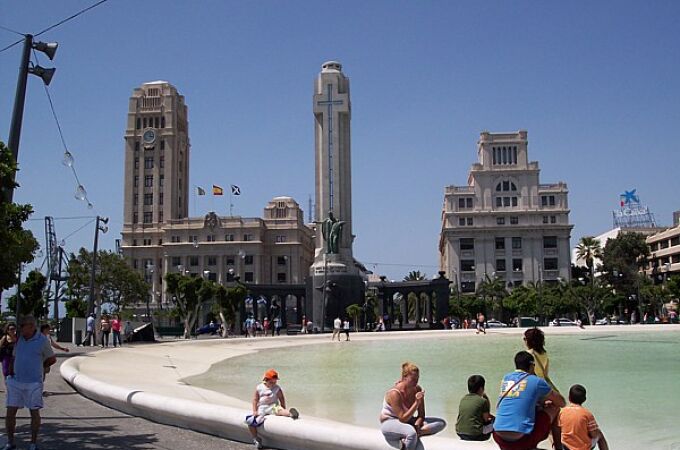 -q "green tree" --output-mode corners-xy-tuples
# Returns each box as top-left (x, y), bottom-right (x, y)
(0, 142), (40, 300)
(7, 269), (48, 318)
(503, 284), (538, 318)
(477, 274), (508, 320)
(346, 303), (362, 331)
(213, 283), (245, 336)
(576, 236), (603, 282)
(601, 232), (650, 314)
(165, 273), (206, 339)
(66, 249), (149, 314)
